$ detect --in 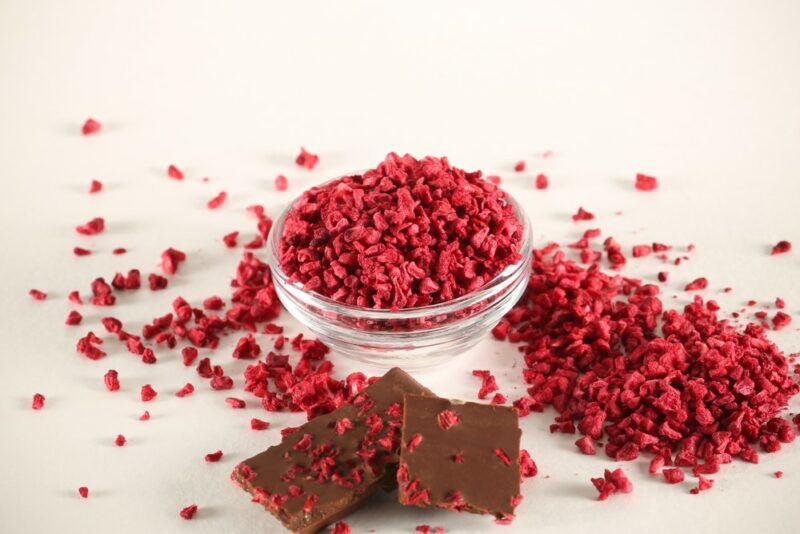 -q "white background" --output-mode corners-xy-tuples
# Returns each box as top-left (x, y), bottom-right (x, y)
(2, 1), (799, 533)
